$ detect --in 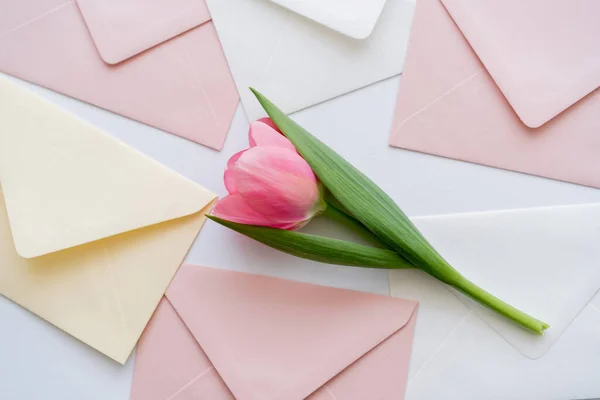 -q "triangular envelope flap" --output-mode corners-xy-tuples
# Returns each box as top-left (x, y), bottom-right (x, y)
(206, 0), (415, 121)
(0, 77), (215, 259)
(440, 0), (600, 128)
(412, 204), (600, 359)
(166, 265), (417, 400)
(266, 0), (388, 39)
(75, 0), (211, 64)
